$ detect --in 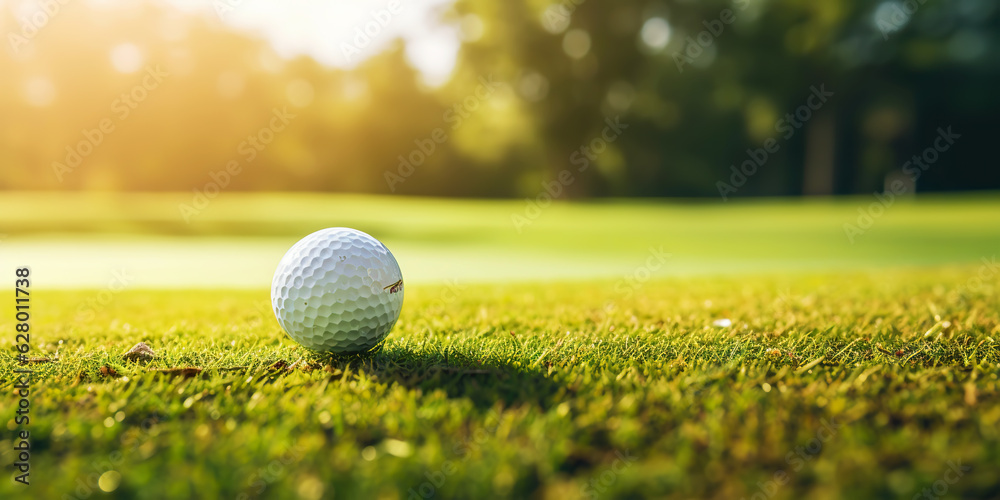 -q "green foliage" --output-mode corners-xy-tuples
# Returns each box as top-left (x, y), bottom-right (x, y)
(2, 0), (997, 196)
